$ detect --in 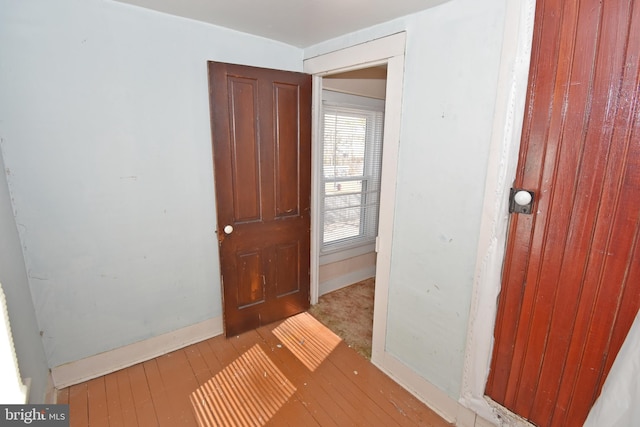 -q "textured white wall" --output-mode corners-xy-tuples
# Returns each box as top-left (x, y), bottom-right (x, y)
(385, 0), (508, 398)
(0, 0), (302, 368)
